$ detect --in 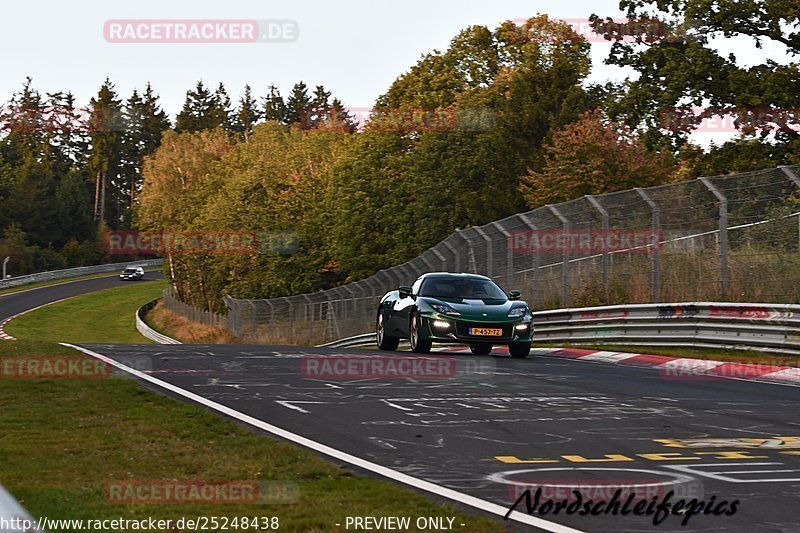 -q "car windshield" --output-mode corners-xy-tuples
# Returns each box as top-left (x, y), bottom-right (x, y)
(419, 277), (508, 300)
(124, 268), (137, 273)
